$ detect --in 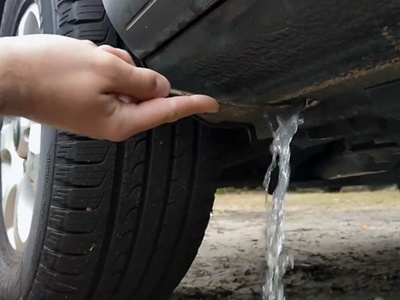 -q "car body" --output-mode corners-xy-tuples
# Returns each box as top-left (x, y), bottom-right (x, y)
(103, 0), (400, 190)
